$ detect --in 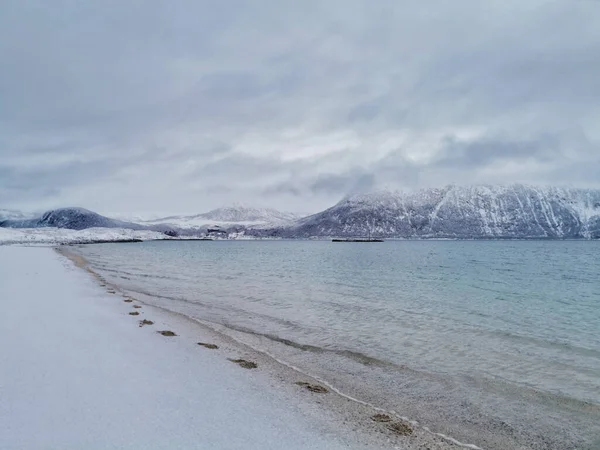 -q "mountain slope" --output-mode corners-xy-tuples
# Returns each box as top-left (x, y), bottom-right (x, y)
(277, 185), (600, 239)
(146, 206), (301, 228)
(0, 207), (174, 232)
